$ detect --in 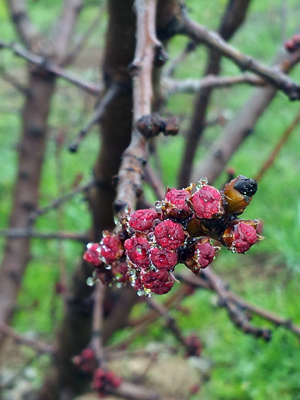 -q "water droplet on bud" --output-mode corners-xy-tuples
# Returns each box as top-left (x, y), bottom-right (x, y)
(86, 277), (95, 286)
(155, 201), (163, 212)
